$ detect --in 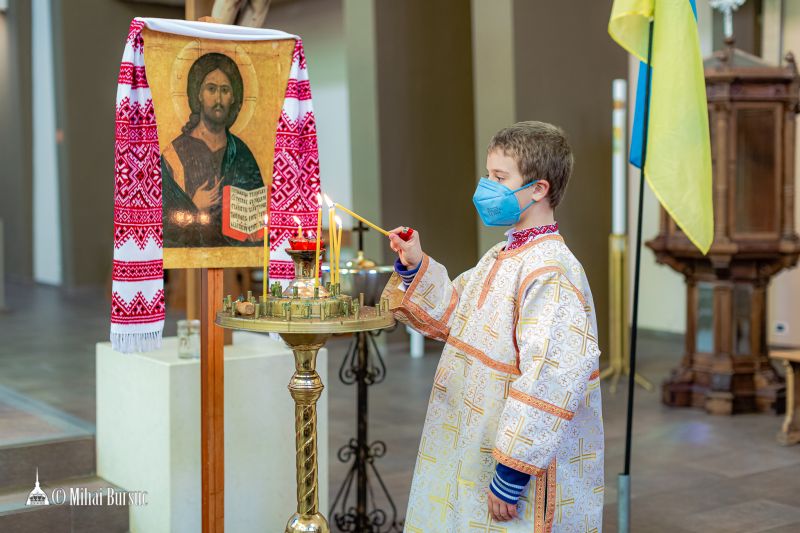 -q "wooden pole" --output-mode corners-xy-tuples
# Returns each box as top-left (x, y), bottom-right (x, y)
(184, 3), (224, 533)
(187, 269), (200, 320)
(201, 268), (225, 533)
